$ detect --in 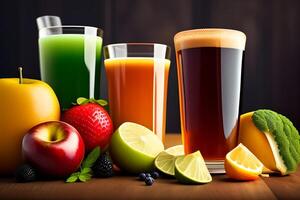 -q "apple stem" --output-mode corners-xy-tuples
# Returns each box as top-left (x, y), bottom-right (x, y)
(18, 67), (23, 84)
